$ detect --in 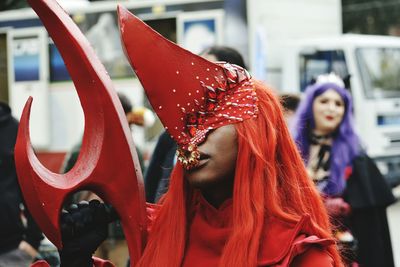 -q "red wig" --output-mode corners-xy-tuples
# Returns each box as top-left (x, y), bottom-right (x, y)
(137, 81), (342, 267)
